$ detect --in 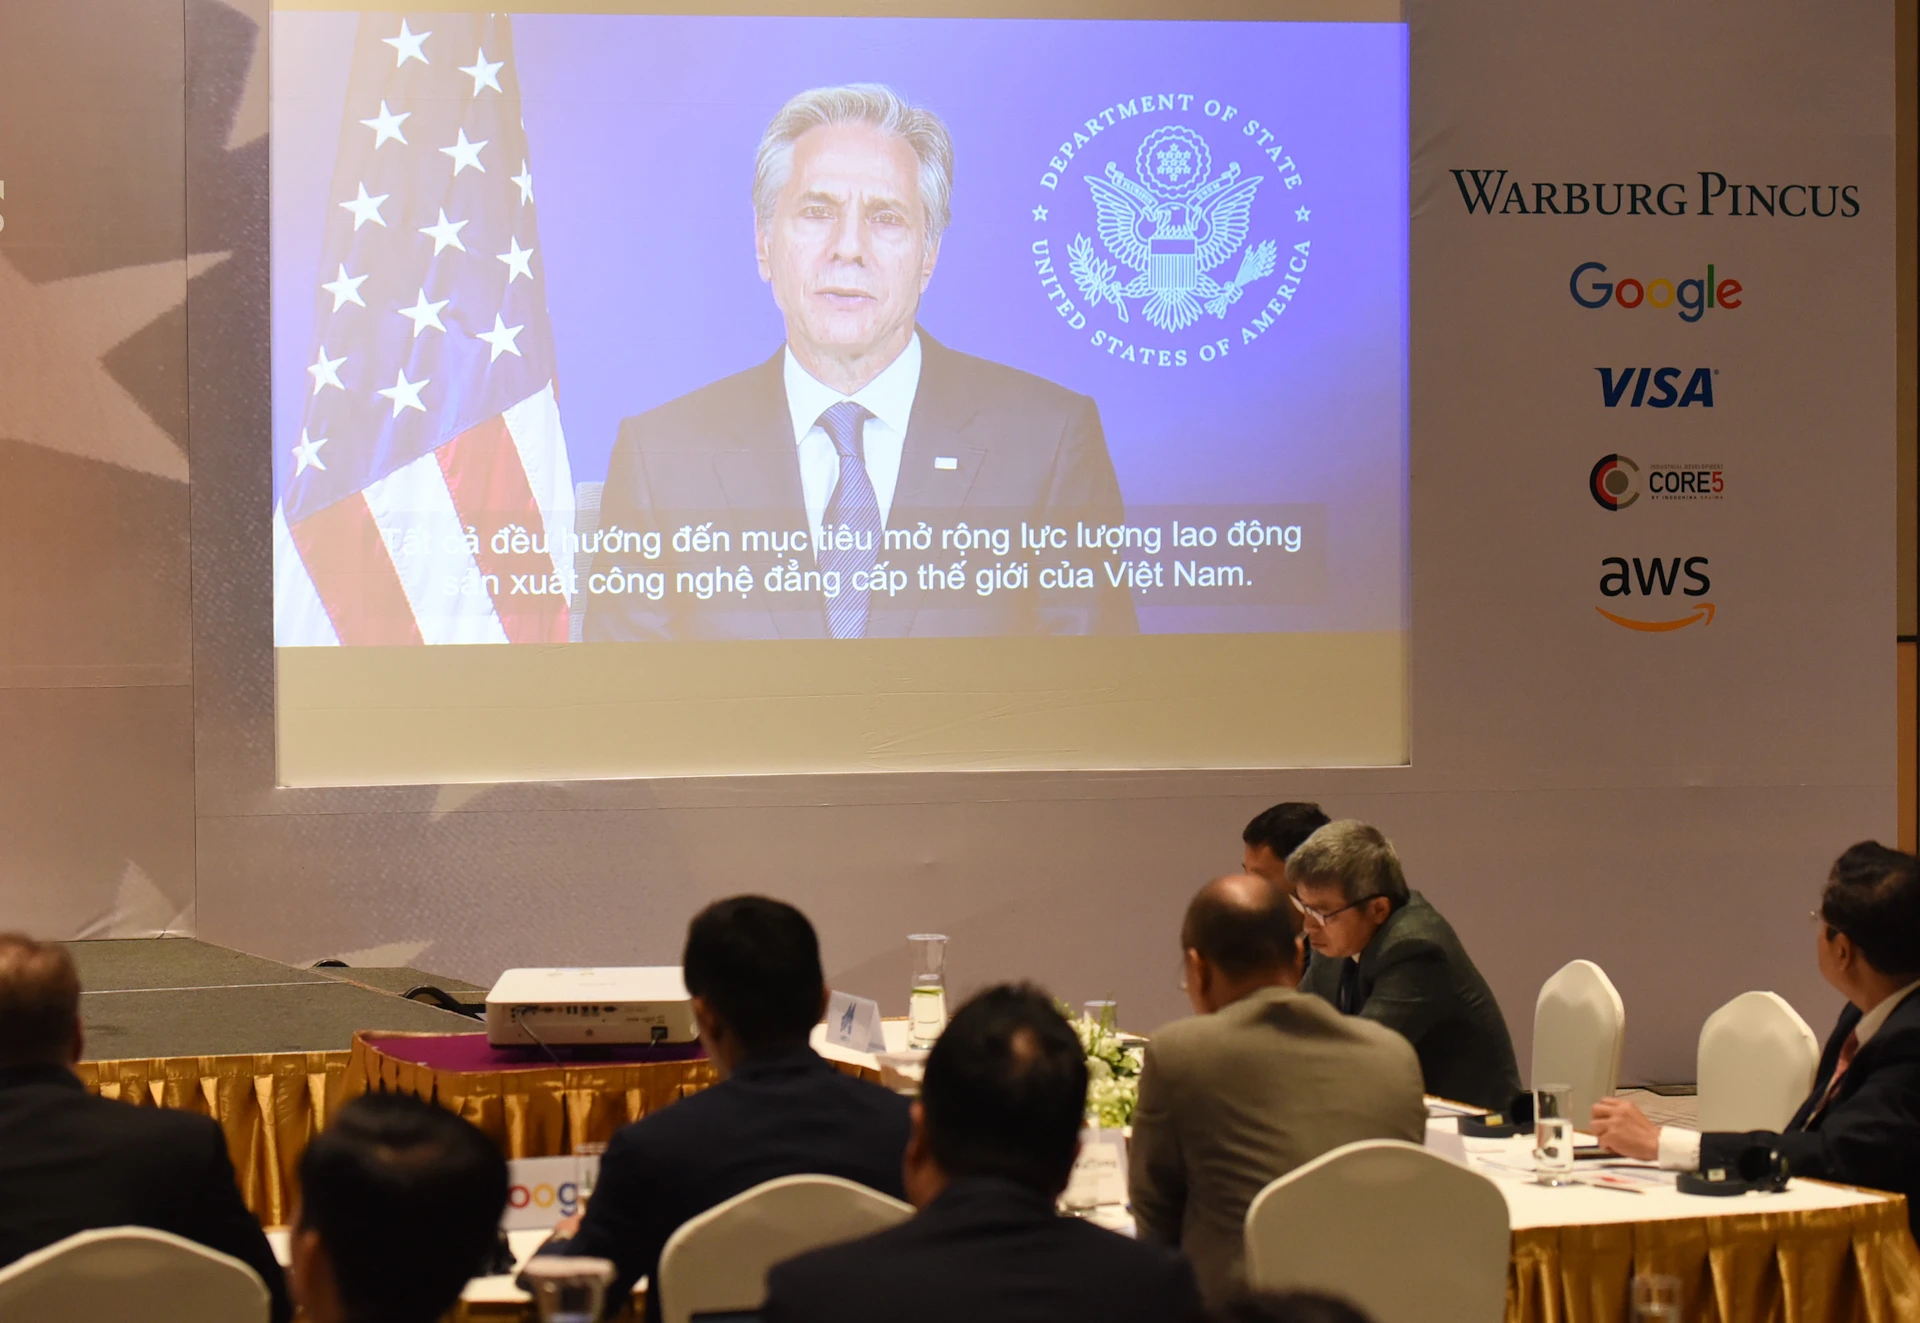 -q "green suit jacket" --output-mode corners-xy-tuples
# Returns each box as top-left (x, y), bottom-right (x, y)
(1128, 986), (1426, 1304)
(1299, 890), (1522, 1111)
